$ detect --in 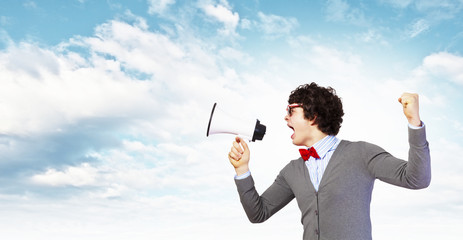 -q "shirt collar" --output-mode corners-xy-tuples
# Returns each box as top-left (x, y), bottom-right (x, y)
(311, 135), (340, 159)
